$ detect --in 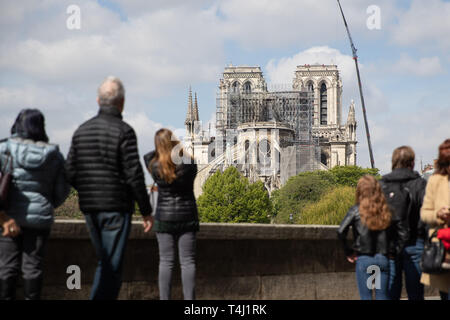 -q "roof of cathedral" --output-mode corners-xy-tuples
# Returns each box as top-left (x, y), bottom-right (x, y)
(223, 65), (262, 74)
(296, 64), (338, 70)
